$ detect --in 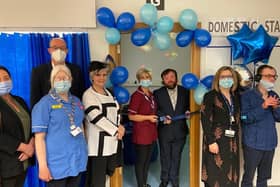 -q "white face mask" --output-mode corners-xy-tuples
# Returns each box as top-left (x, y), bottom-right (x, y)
(51, 49), (66, 63)
(260, 79), (275, 91)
